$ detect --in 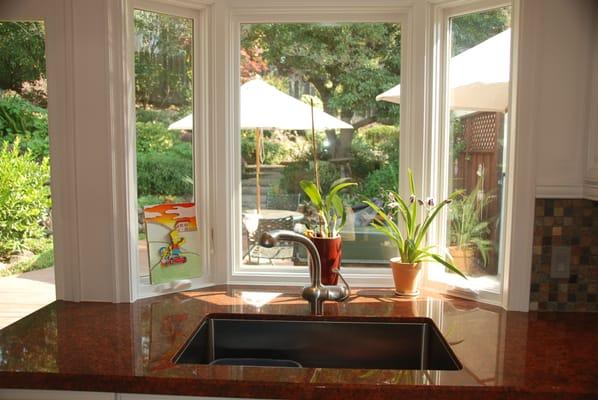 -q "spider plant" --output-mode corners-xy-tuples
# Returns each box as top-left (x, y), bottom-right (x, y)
(362, 169), (466, 279)
(448, 178), (494, 266)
